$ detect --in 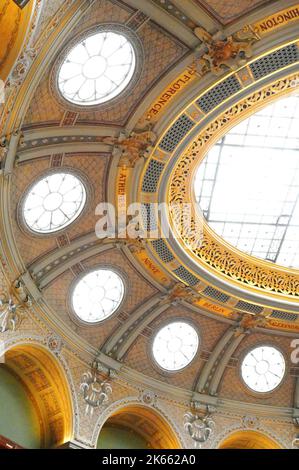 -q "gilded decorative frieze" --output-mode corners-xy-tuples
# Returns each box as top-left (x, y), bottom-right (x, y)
(168, 74), (299, 298)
